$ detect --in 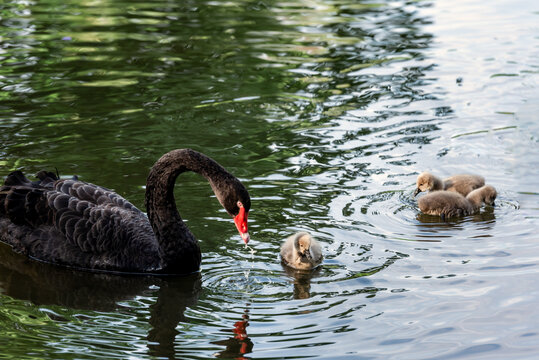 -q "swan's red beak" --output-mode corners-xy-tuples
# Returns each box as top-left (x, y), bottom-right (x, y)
(233, 206), (250, 244)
